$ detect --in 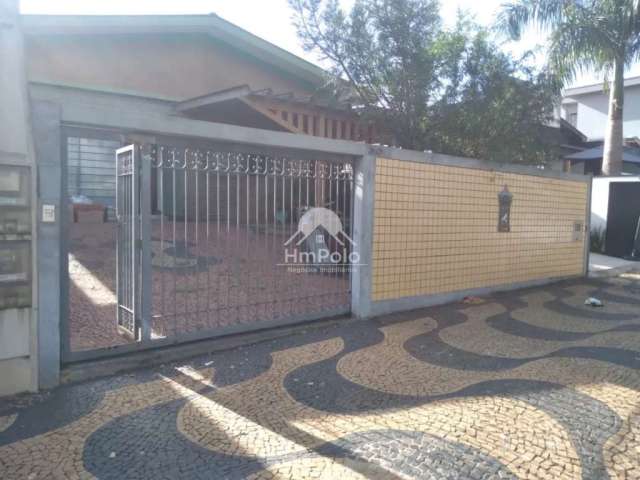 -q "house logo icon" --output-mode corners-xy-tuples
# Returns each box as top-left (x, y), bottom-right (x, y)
(284, 207), (355, 247)
(280, 207), (361, 271)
